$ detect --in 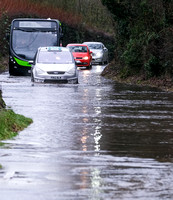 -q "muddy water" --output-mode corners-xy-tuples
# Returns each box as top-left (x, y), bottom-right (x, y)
(0, 66), (173, 200)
